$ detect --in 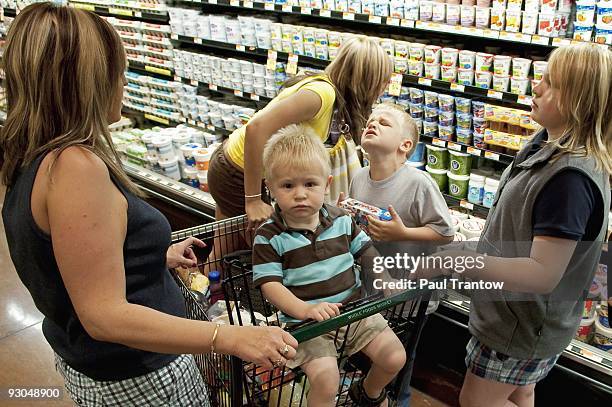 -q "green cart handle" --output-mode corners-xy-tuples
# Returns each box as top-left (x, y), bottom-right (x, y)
(290, 286), (434, 343)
